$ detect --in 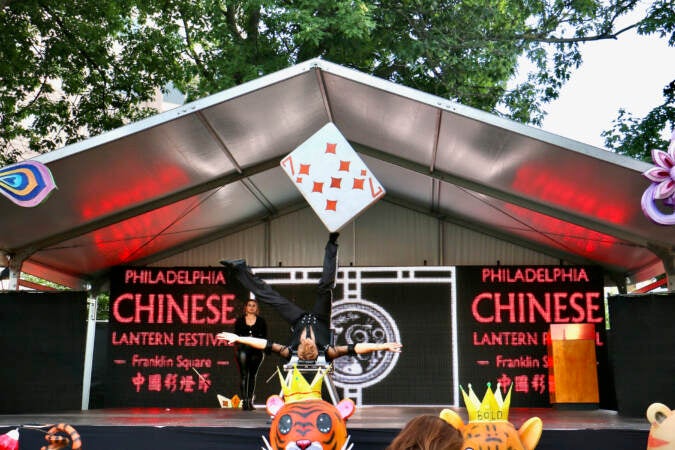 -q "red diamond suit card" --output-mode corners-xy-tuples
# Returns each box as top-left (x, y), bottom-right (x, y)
(280, 122), (386, 232)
